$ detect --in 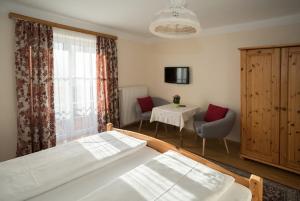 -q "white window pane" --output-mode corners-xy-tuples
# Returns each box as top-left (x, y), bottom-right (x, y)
(53, 28), (97, 144)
